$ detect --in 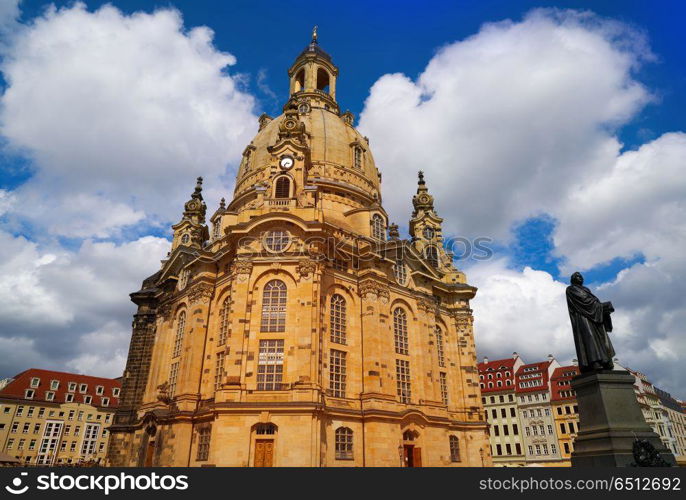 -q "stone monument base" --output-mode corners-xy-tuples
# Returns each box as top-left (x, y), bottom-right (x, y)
(571, 370), (676, 467)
